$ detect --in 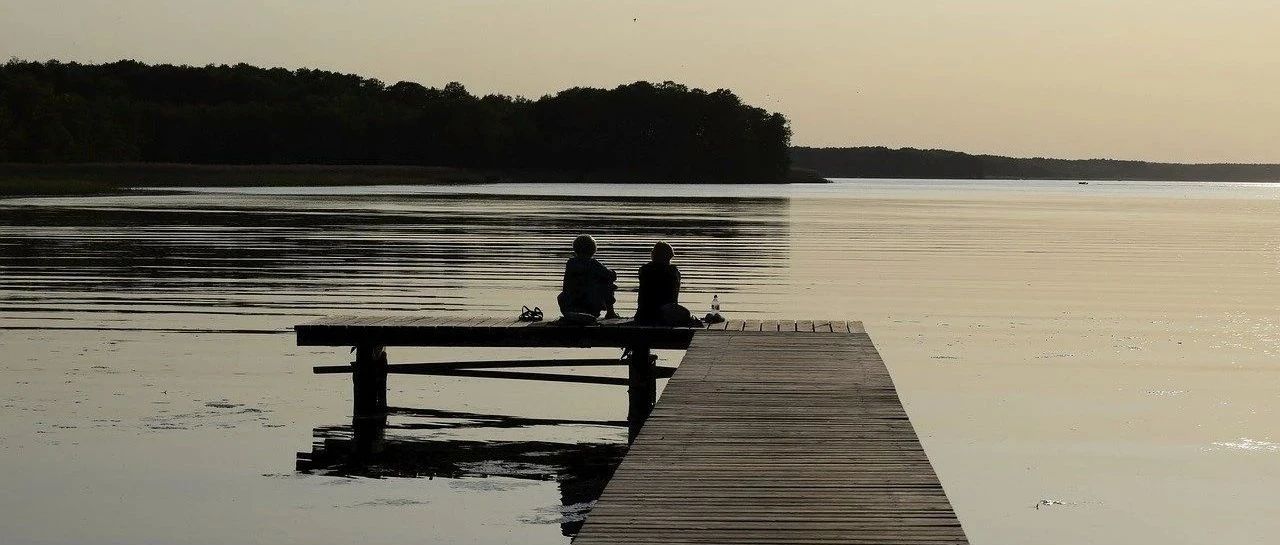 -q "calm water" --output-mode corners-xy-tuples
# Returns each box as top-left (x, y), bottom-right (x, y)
(3, 179), (1280, 544)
